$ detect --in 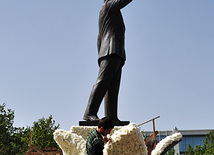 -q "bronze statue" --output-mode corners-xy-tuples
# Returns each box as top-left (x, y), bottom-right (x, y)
(83, 0), (133, 122)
